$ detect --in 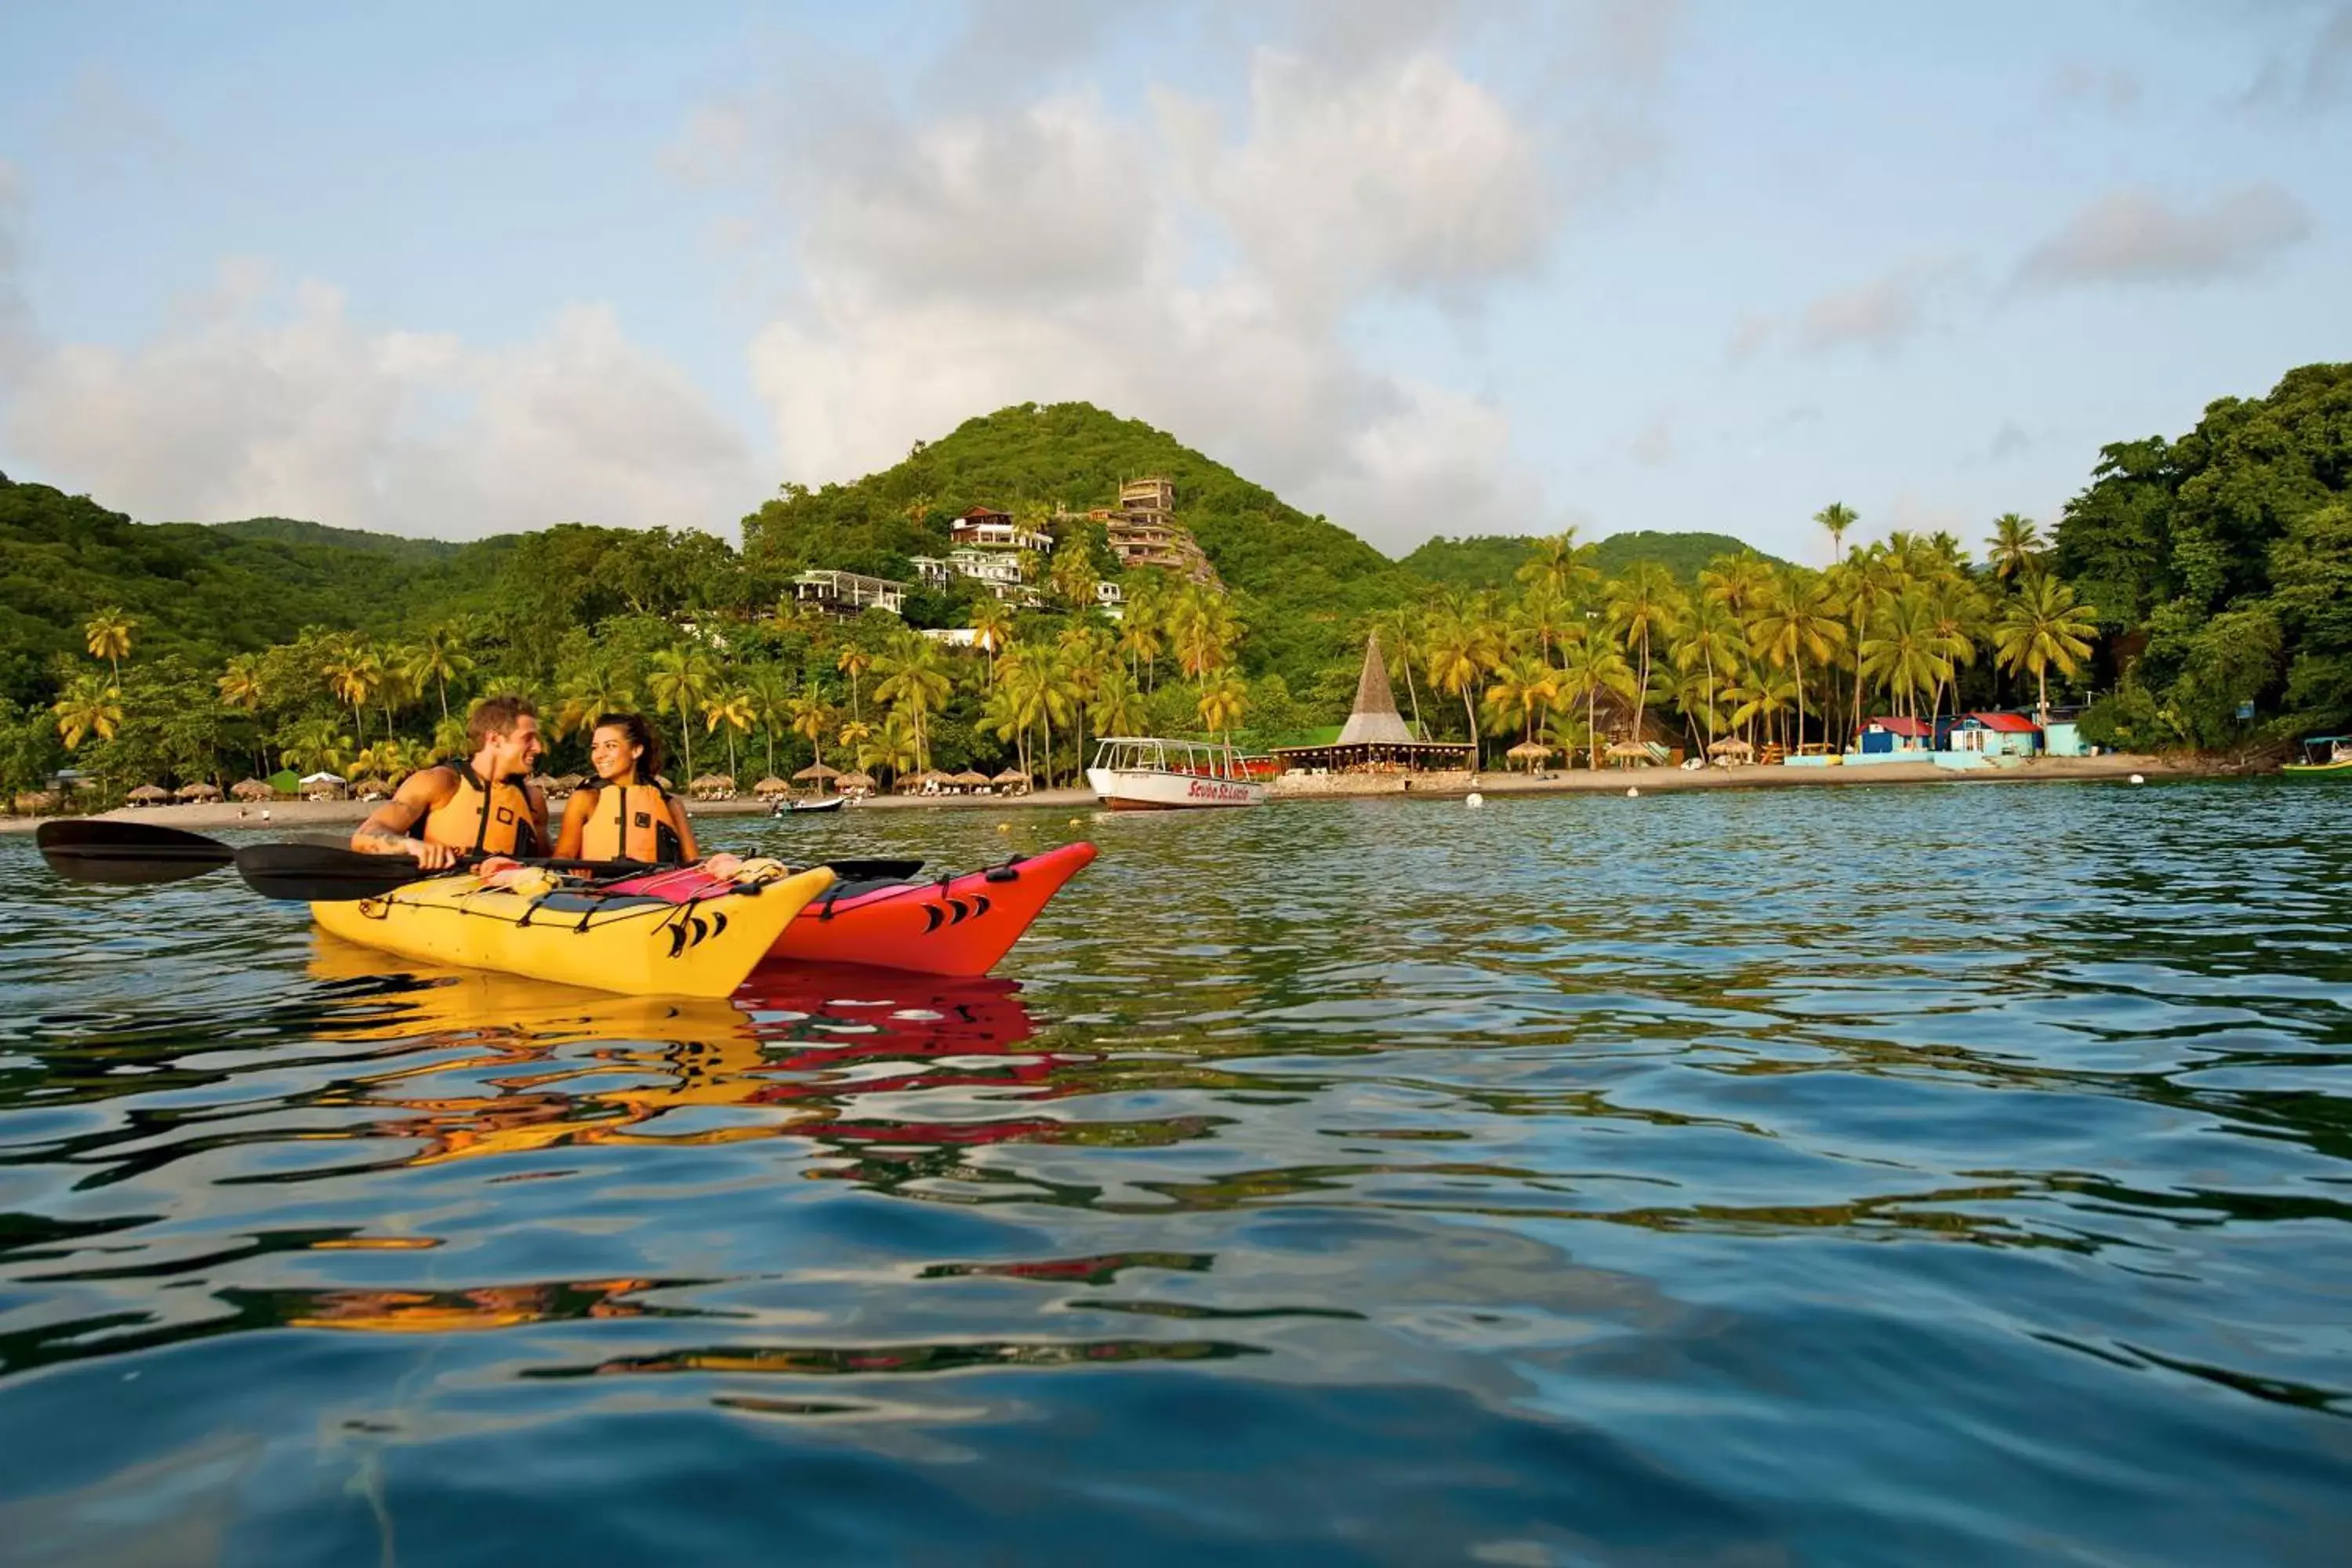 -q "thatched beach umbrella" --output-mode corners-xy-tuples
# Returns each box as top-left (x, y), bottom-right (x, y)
(992, 768), (1029, 793)
(230, 779), (275, 802)
(526, 773), (557, 794)
(548, 773), (585, 797)
(793, 762), (840, 793)
(836, 771), (876, 795)
(753, 775), (790, 797)
(128, 783), (172, 804)
(349, 778), (392, 800)
(176, 781), (223, 801)
(1504, 741), (1554, 771)
(953, 769), (991, 789)
(1706, 736), (1754, 757)
(688, 774), (735, 799)
(1606, 741), (1653, 768)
